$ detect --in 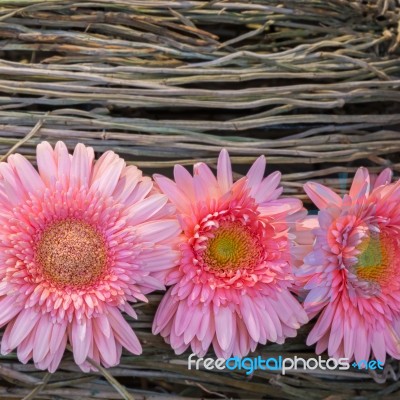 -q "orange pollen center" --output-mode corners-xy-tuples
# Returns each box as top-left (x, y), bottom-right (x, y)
(36, 220), (107, 287)
(355, 231), (396, 285)
(203, 222), (262, 272)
